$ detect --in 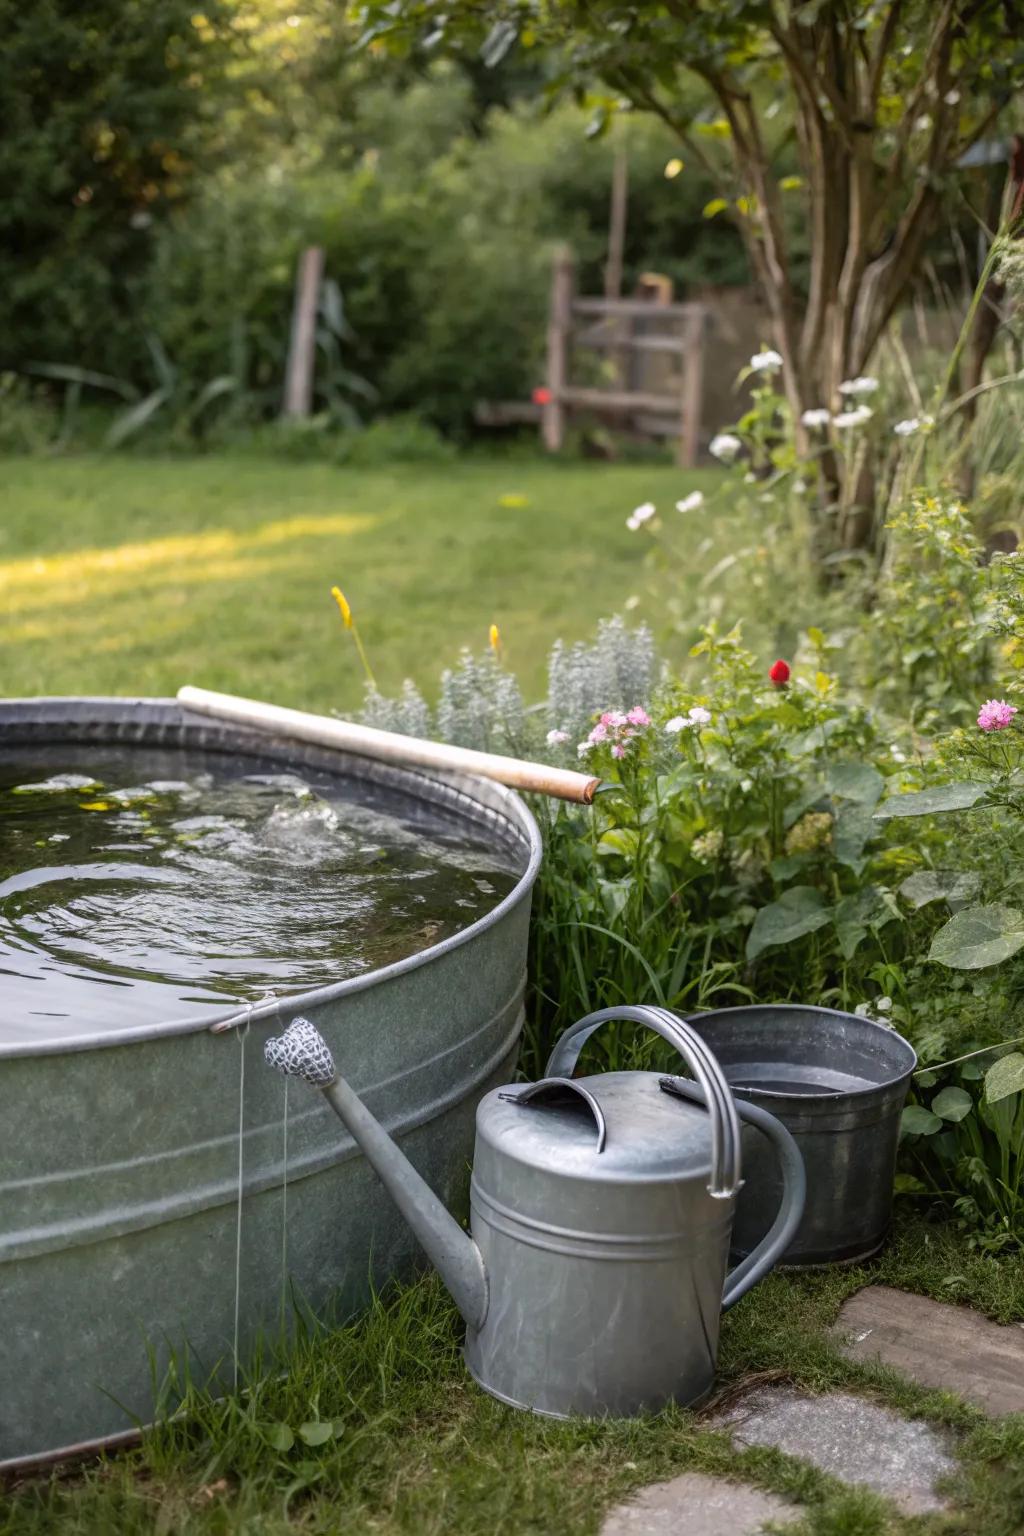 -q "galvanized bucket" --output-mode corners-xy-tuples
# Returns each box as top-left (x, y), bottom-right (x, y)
(686, 1005), (916, 1267)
